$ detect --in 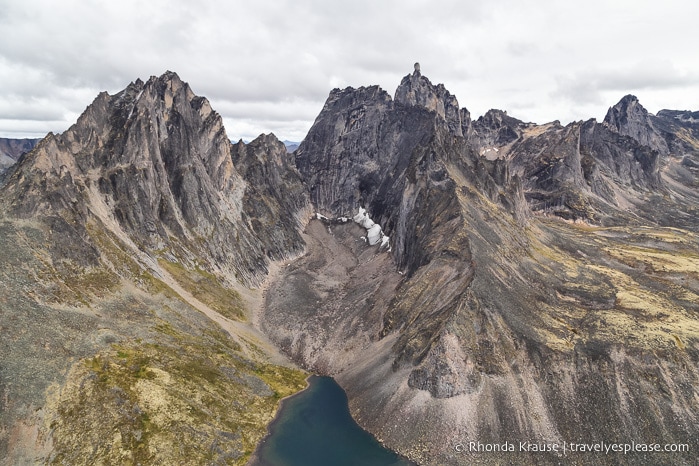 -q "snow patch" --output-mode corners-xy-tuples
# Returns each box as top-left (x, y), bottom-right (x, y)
(353, 207), (376, 230)
(675, 115), (698, 123)
(353, 207), (390, 250)
(381, 234), (390, 249)
(126, 90), (144, 120)
(367, 224), (382, 245)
